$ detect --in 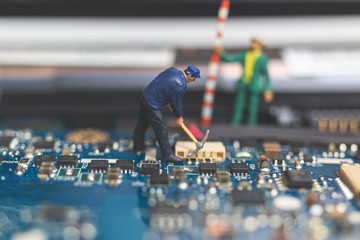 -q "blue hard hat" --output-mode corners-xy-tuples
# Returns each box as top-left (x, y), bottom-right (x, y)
(185, 65), (201, 78)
